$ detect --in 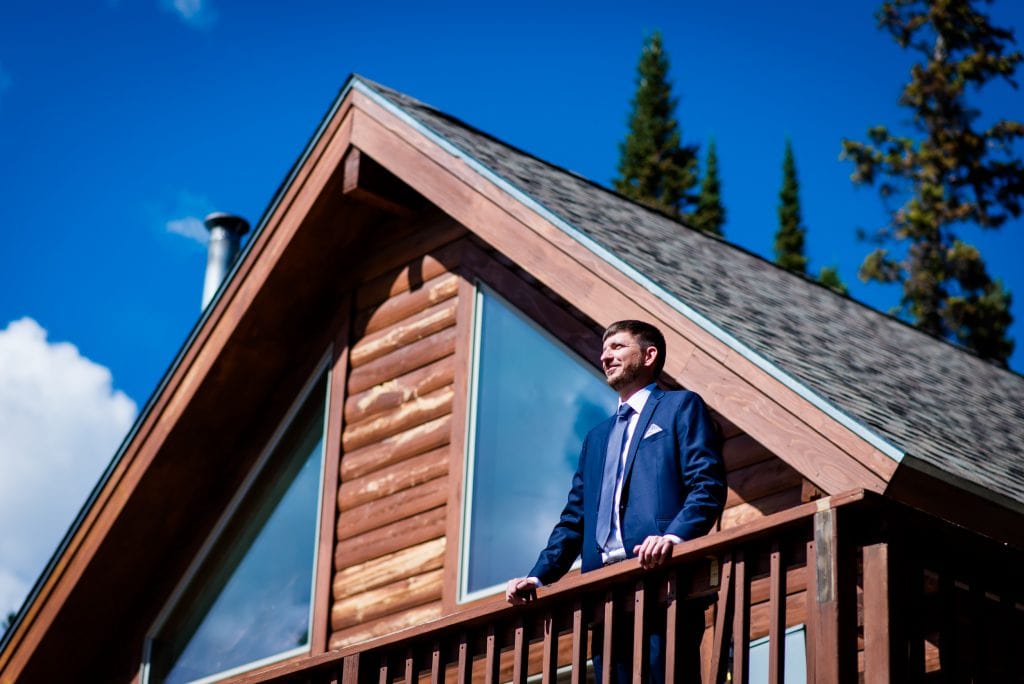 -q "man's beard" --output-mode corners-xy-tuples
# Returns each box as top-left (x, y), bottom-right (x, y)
(607, 357), (644, 391)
